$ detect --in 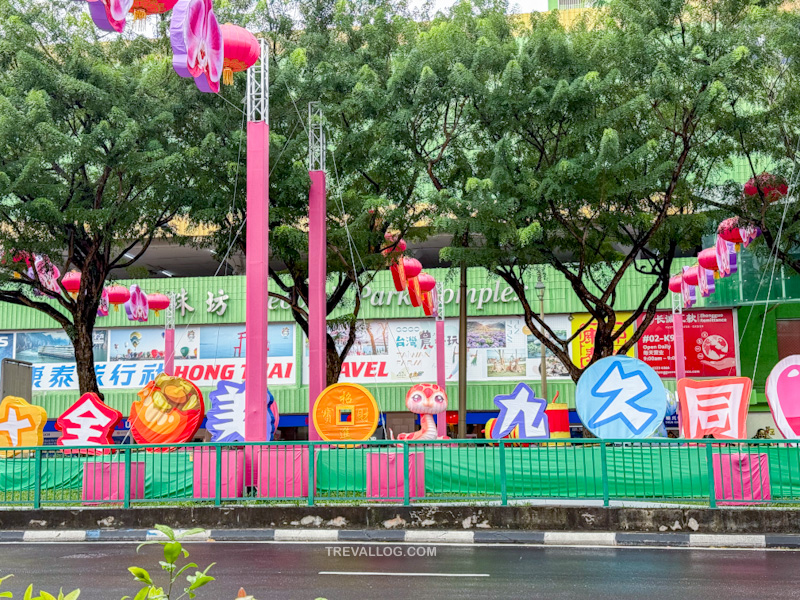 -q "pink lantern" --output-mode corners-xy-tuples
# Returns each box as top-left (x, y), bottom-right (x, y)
(403, 258), (423, 307)
(682, 266), (700, 286)
(106, 285), (131, 312)
(220, 23), (260, 86)
(718, 216), (761, 249)
(147, 293), (171, 317)
(698, 247), (719, 272)
(418, 273), (437, 316)
(62, 271), (81, 297)
(743, 172), (788, 202)
(170, 0), (224, 93)
(668, 275), (683, 294)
